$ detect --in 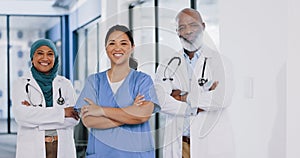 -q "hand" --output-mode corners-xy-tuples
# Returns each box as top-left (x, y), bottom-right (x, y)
(81, 98), (104, 118)
(64, 107), (79, 120)
(133, 94), (145, 106)
(197, 108), (205, 114)
(21, 100), (30, 106)
(209, 81), (219, 91)
(171, 89), (181, 101)
(171, 89), (188, 102)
